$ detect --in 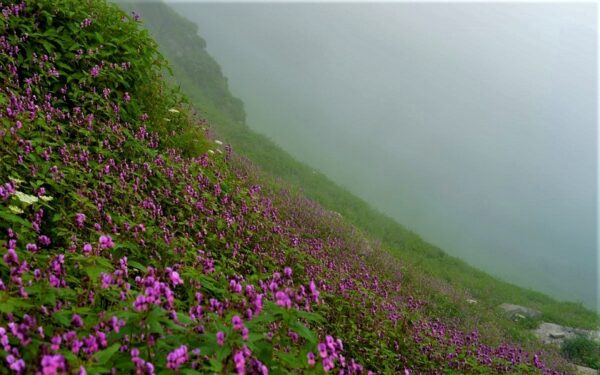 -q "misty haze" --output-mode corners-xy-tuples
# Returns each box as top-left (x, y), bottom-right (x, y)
(167, 2), (598, 310)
